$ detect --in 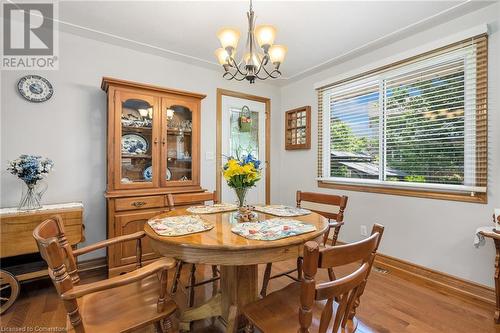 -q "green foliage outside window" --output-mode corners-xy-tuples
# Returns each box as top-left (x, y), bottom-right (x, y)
(331, 70), (465, 185)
